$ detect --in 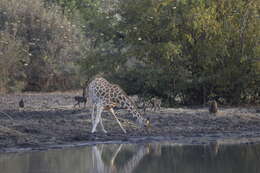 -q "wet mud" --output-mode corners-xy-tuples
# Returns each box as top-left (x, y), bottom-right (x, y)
(0, 92), (260, 152)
